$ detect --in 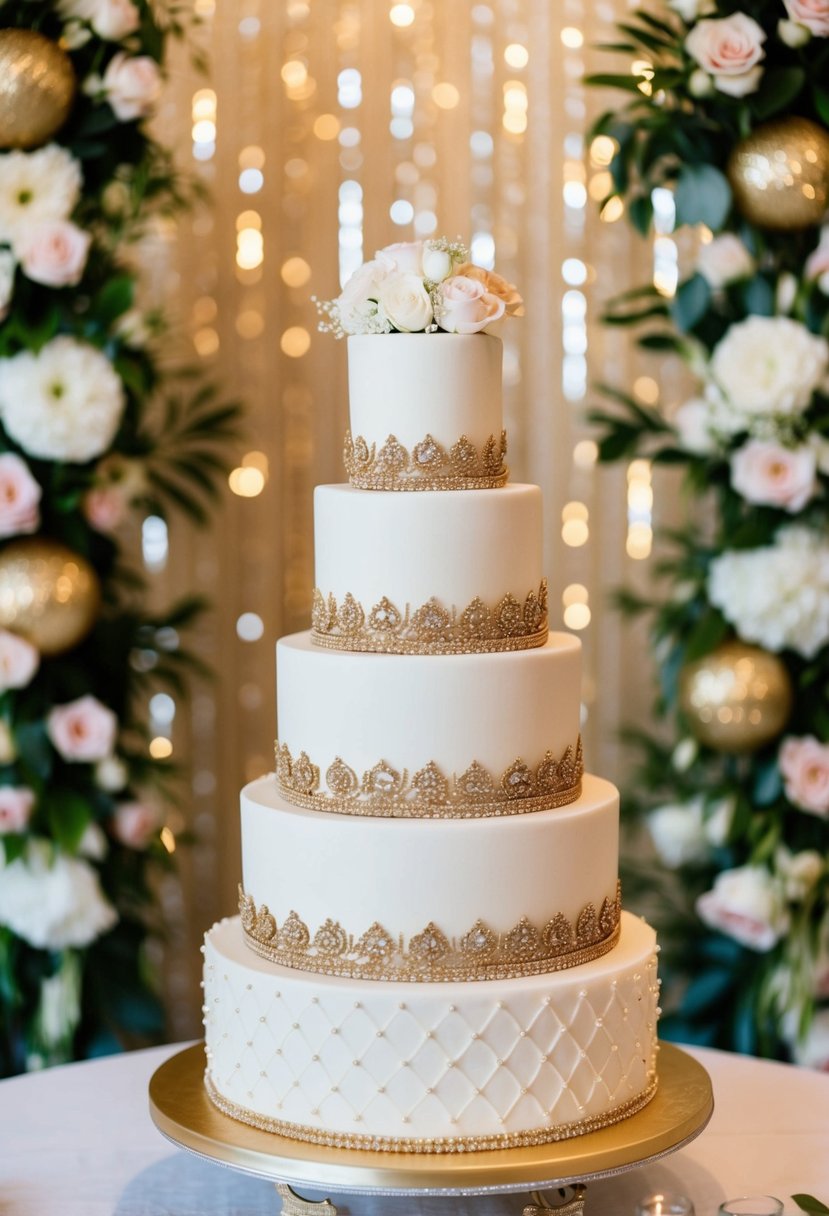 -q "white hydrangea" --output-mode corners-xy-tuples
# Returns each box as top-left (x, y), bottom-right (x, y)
(0, 337), (125, 463)
(709, 316), (828, 435)
(708, 526), (829, 658)
(0, 839), (117, 950)
(0, 145), (83, 245)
